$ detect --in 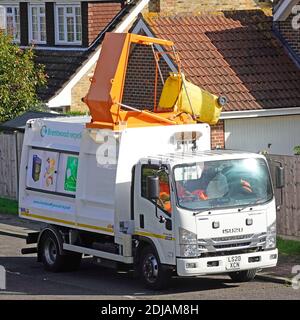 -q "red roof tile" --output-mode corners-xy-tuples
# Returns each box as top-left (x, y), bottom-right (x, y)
(145, 10), (300, 112)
